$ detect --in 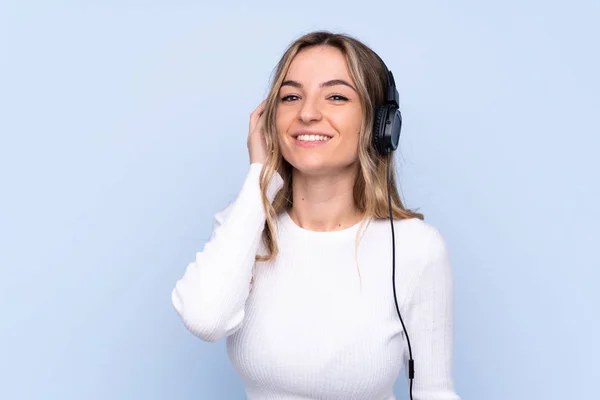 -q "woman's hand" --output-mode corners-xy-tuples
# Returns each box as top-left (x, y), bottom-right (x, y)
(247, 99), (269, 164)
